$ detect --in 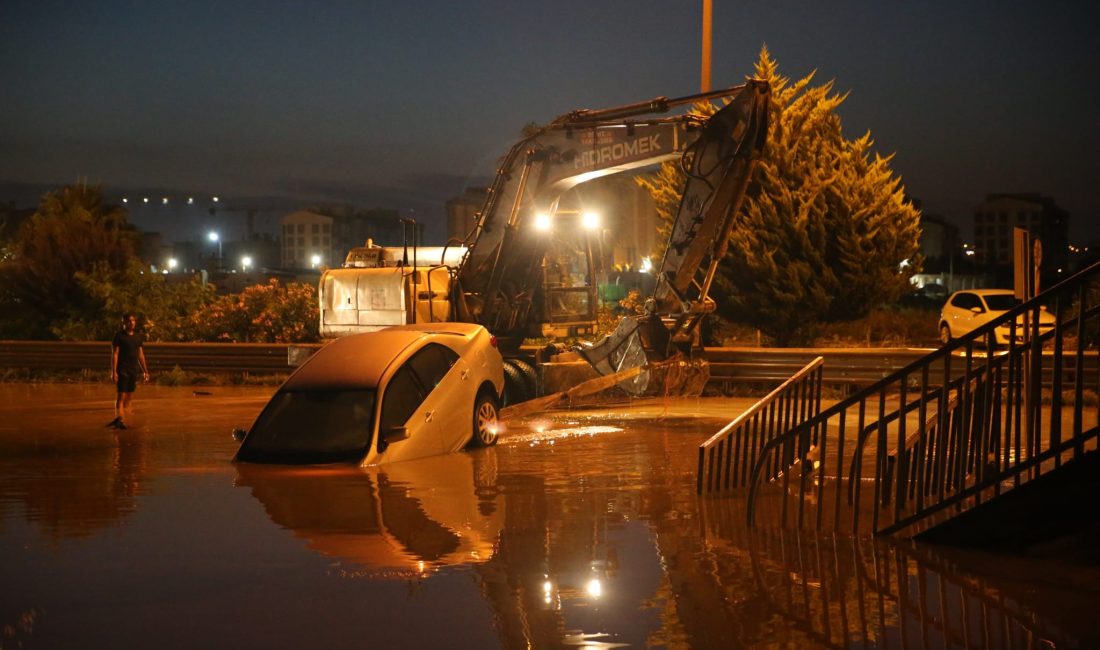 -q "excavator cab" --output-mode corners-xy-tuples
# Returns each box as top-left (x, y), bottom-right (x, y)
(535, 210), (601, 338)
